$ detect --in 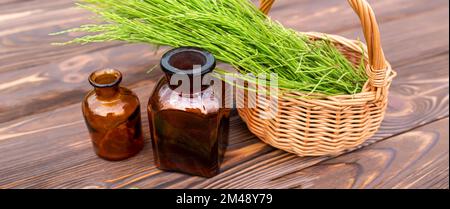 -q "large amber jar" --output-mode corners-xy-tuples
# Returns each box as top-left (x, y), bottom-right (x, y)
(148, 47), (230, 177)
(82, 69), (144, 161)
